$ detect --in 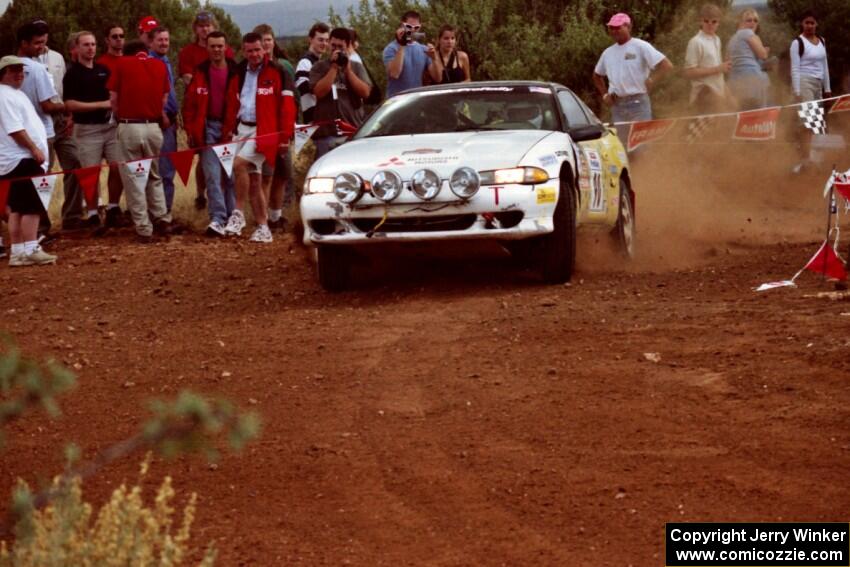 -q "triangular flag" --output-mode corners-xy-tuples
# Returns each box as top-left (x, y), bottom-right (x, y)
(31, 173), (59, 212)
(75, 165), (101, 205)
(293, 125), (318, 155)
(169, 149), (195, 186)
(803, 241), (847, 281)
(754, 280), (797, 292)
(255, 133), (279, 167)
(213, 142), (238, 179)
(798, 101), (827, 135)
(833, 172), (850, 201)
(335, 119), (358, 137)
(0, 179), (9, 212)
(124, 158), (152, 193)
(627, 119), (676, 152)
